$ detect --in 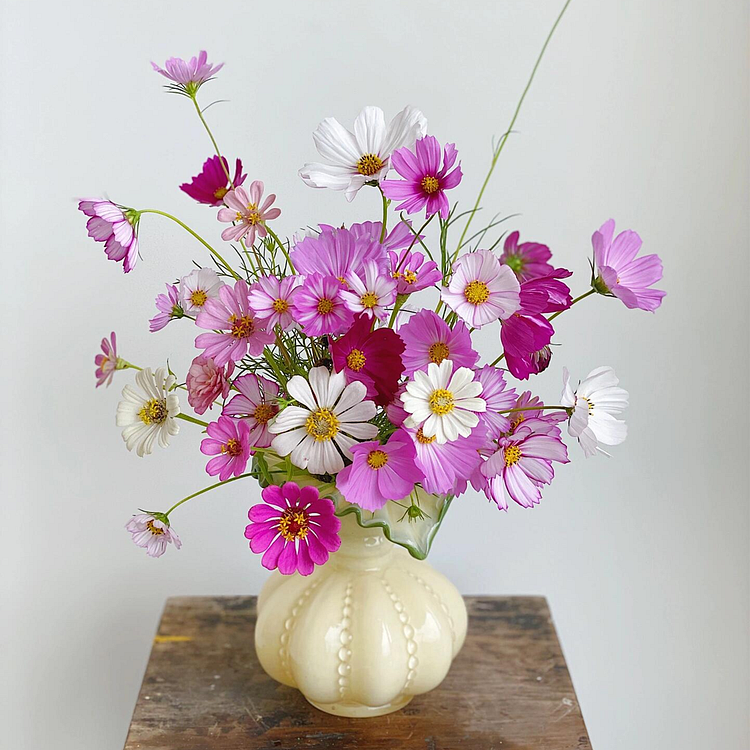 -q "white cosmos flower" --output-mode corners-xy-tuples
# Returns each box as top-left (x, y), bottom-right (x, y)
(116, 367), (180, 457)
(561, 366), (628, 457)
(269, 367), (378, 475)
(179, 268), (223, 315)
(402, 359), (486, 444)
(299, 105), (427, 201)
